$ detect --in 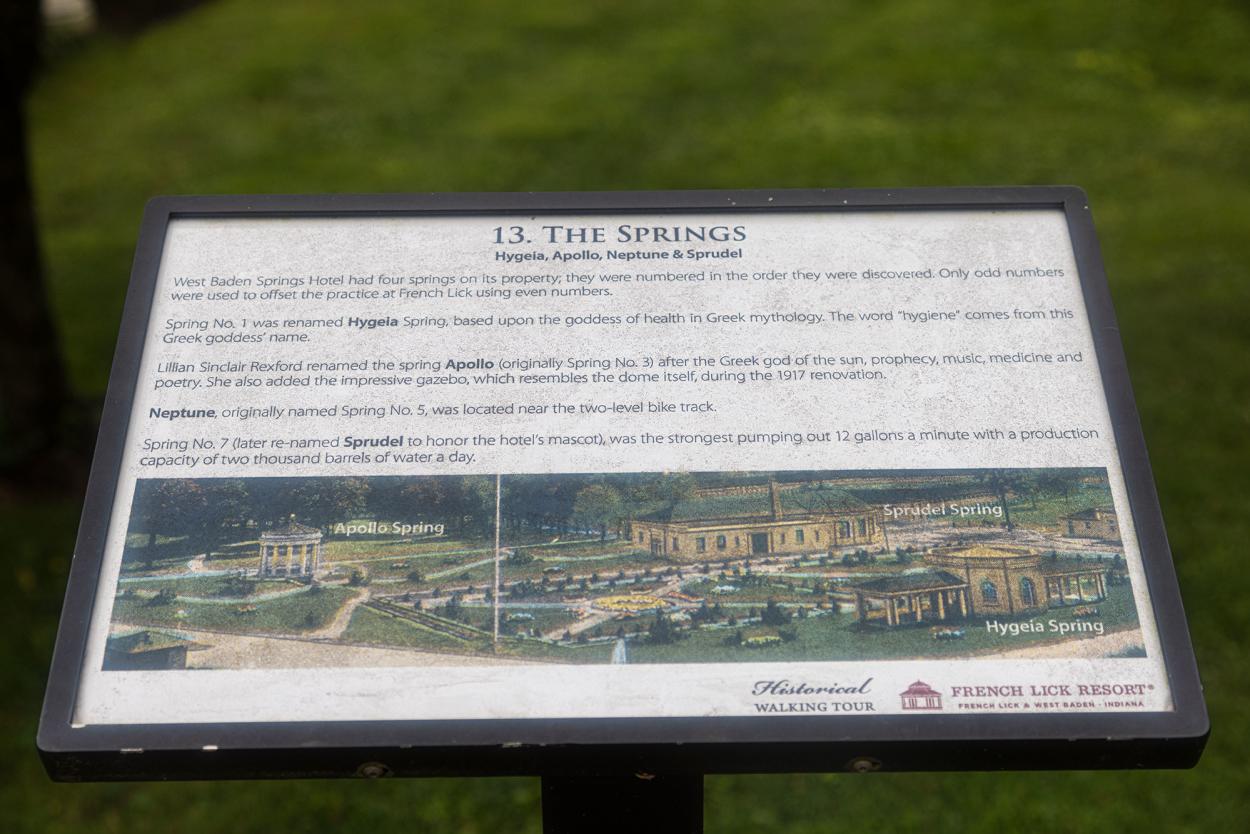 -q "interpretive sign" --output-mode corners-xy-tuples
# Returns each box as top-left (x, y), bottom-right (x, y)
(39, 188), (1207, 781)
